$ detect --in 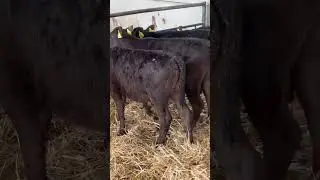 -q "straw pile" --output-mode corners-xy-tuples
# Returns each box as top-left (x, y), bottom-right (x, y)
(110, 97), (210, 180)
(0, 95), (208, 180)
(0, 111), (106, 180)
